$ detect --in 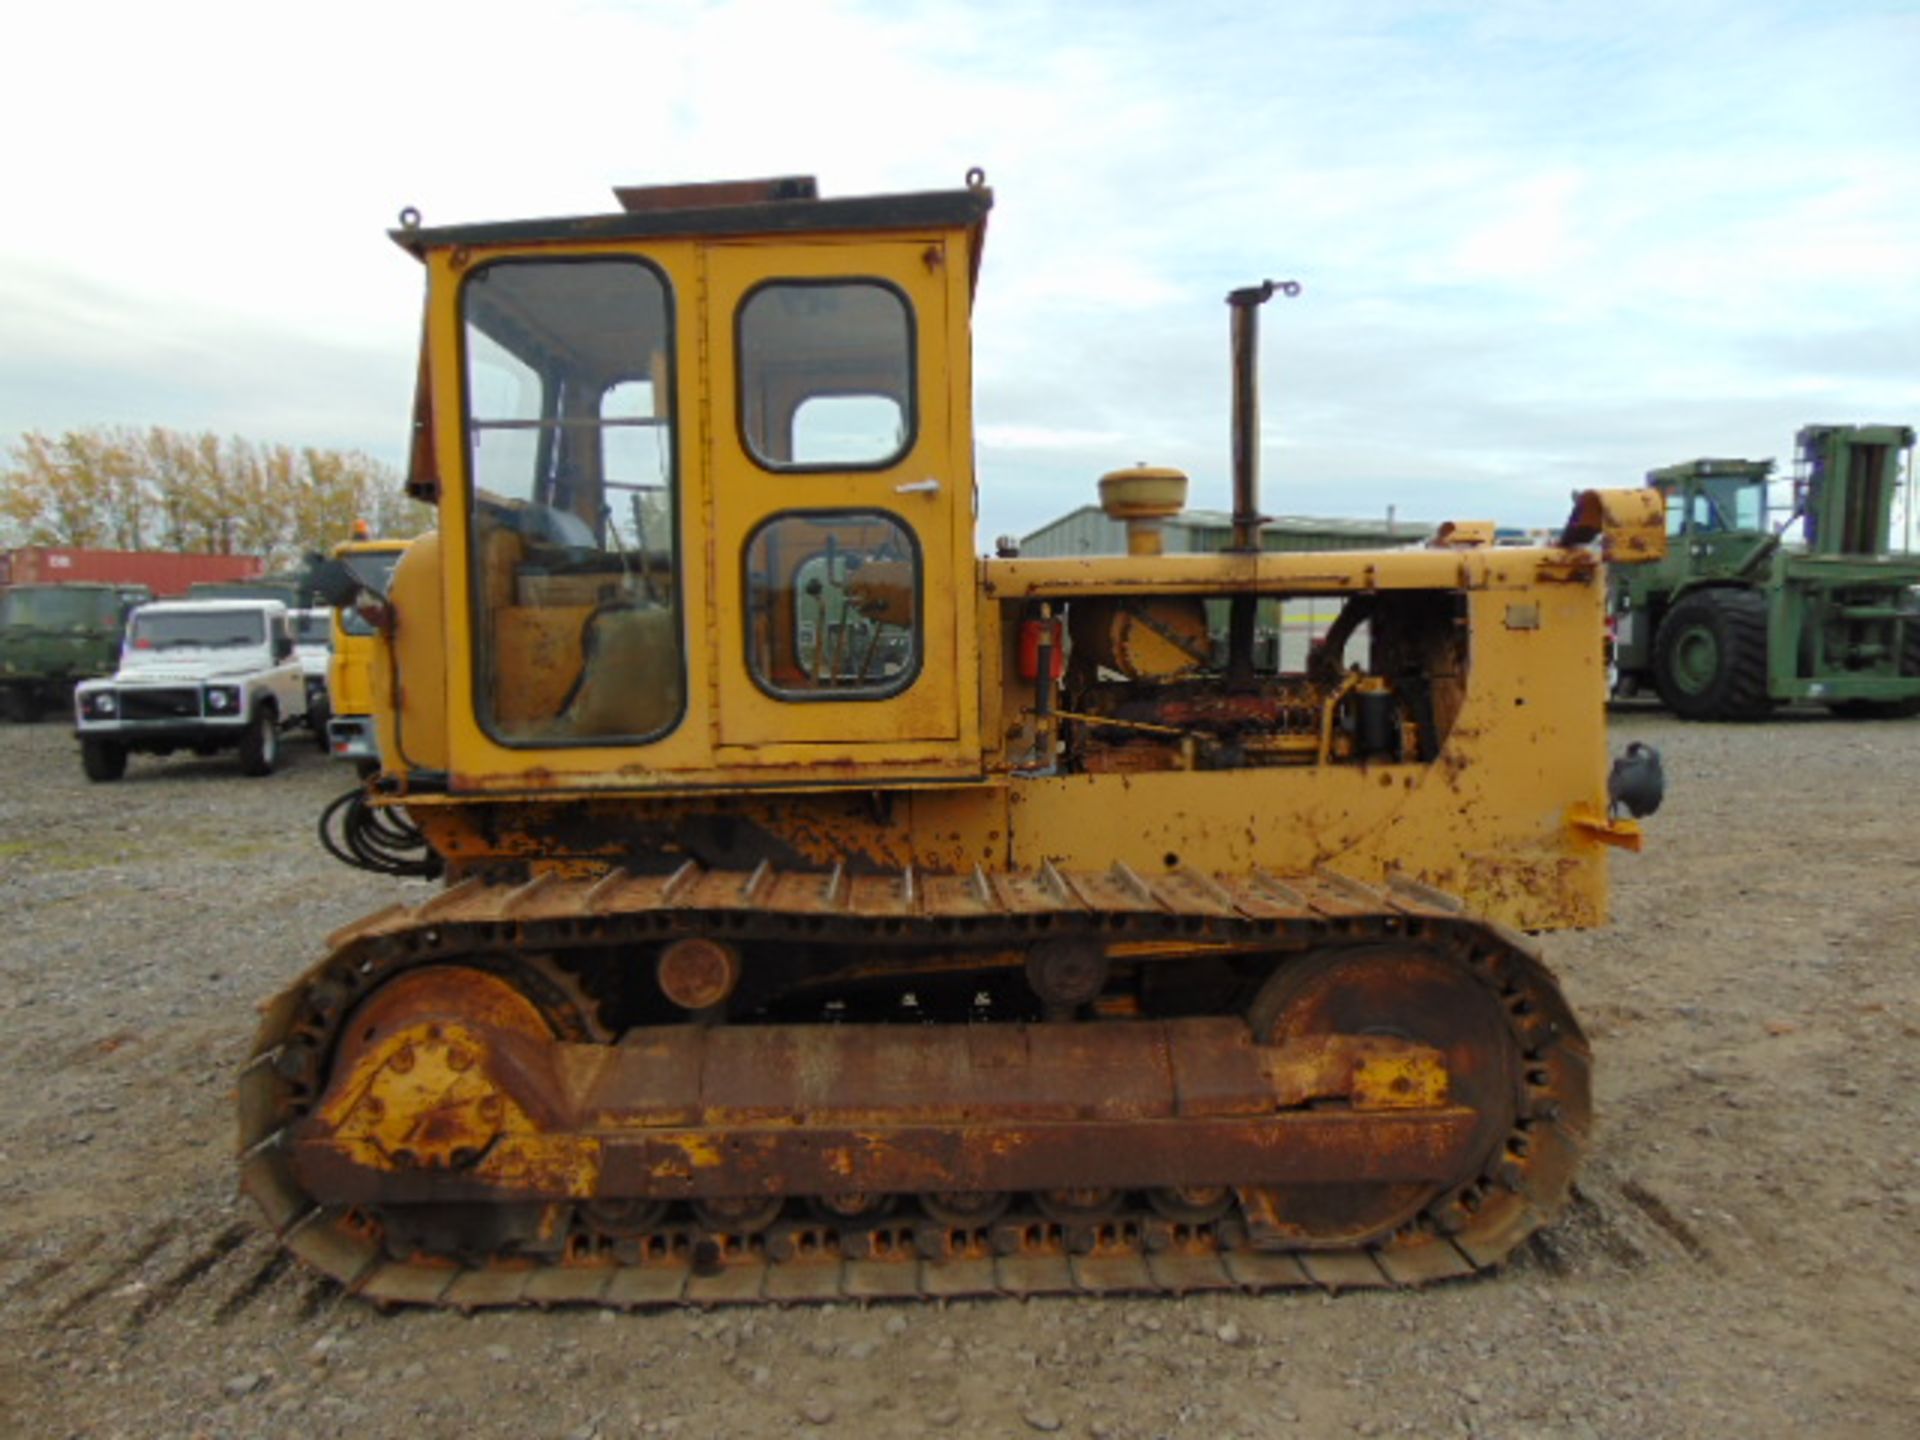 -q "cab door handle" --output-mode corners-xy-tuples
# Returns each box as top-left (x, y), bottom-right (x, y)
(895, 478), (941, 496)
